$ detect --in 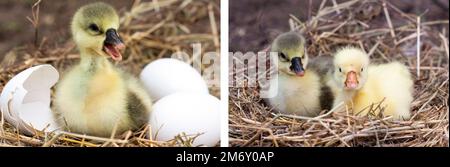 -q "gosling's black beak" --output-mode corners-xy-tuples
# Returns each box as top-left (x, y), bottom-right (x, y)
(104, 28), (124, 47)
(103, 28), (125, 61)
(290, 57), (305, 76)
